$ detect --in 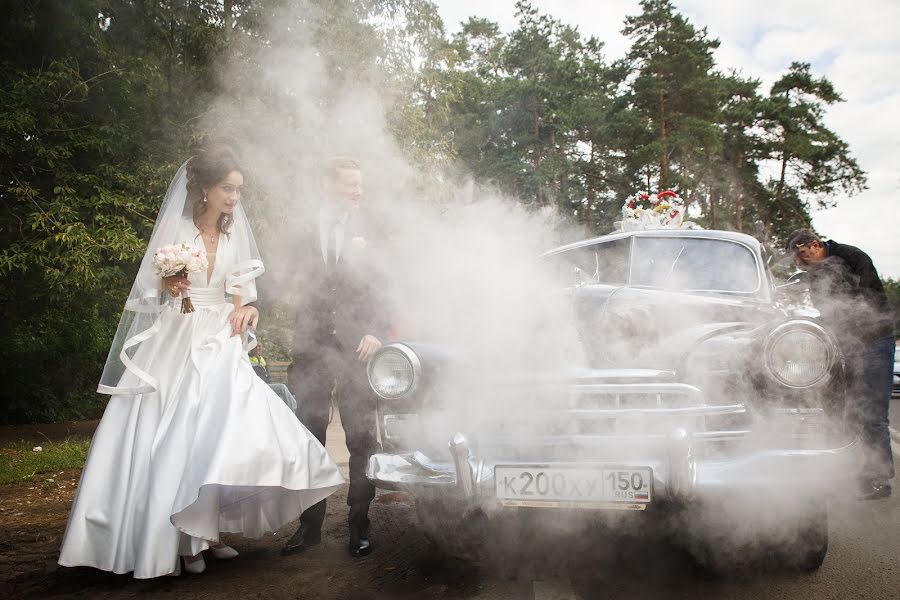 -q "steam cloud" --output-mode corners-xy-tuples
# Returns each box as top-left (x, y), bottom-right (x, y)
(200, 3), (587, 373)
(189, 1), (880, 579)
